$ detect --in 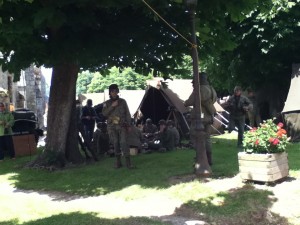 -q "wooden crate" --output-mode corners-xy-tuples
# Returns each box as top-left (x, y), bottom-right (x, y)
(13, 134), (37, 157)
(238, 152), (289, 182)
